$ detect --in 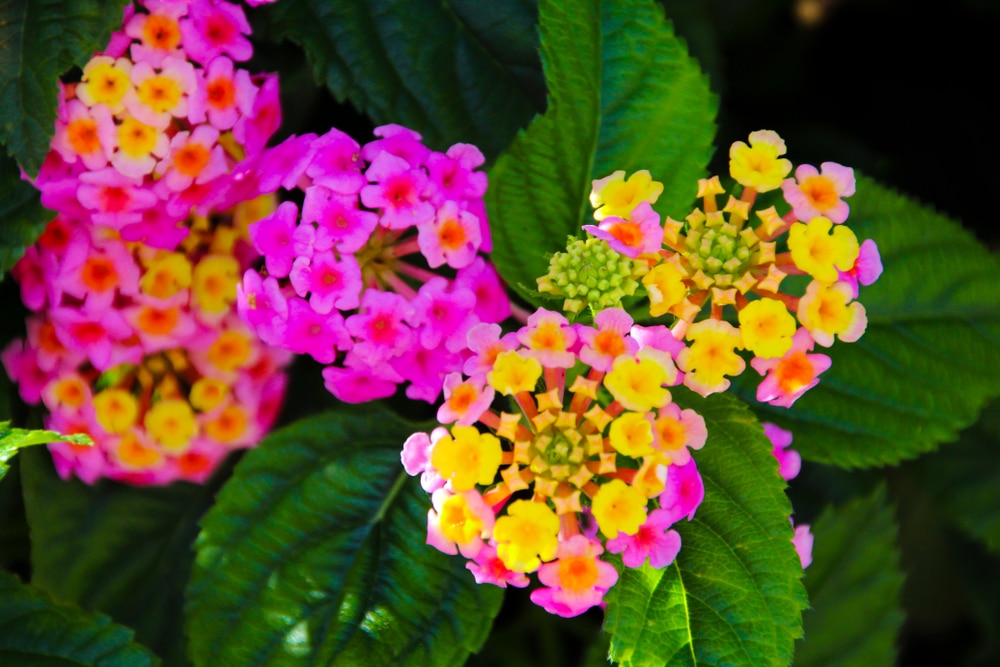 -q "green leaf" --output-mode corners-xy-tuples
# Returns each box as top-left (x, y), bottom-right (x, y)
(0, 150), (54, 278)
(604, 392), (806, 667)
(795, 484), (905, 667)
(914, 402), (1000, 553)
(19, 447), (233, 667)
(259, 0), (545, 160)
(0, 0), (129, 176)
(485, 0), (716, 304)
(185, 408), (503, 667)
(0, 569), (159, 666)
(0, 419), (90, 480)
(735, 176), (1000, 467)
